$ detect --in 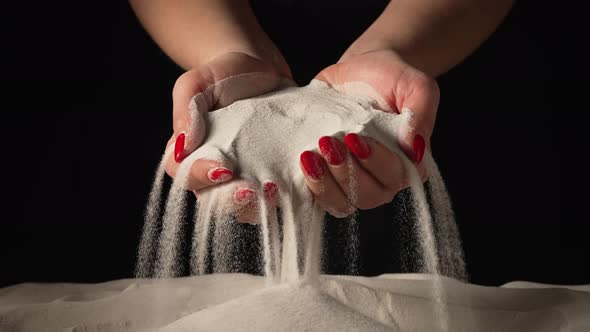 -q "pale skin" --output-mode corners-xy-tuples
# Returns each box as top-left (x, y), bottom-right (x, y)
(130, 0), (513, 221)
